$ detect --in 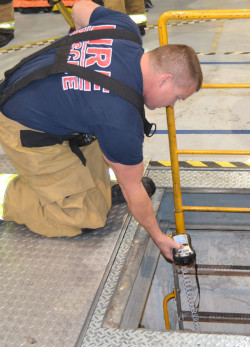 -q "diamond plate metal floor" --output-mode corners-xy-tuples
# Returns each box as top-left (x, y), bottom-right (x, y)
(0, 205), (131, 346)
